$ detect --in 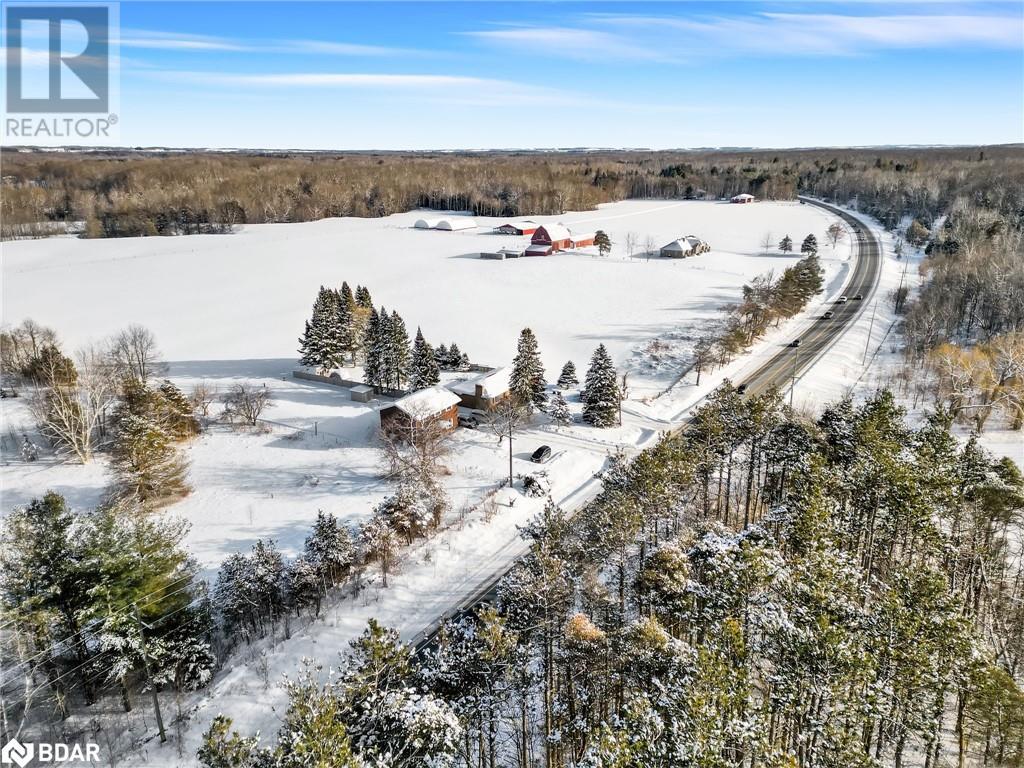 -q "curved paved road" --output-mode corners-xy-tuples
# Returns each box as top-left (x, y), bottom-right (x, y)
(740, 197), (883, 396)
(413, 197), (883, 654)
